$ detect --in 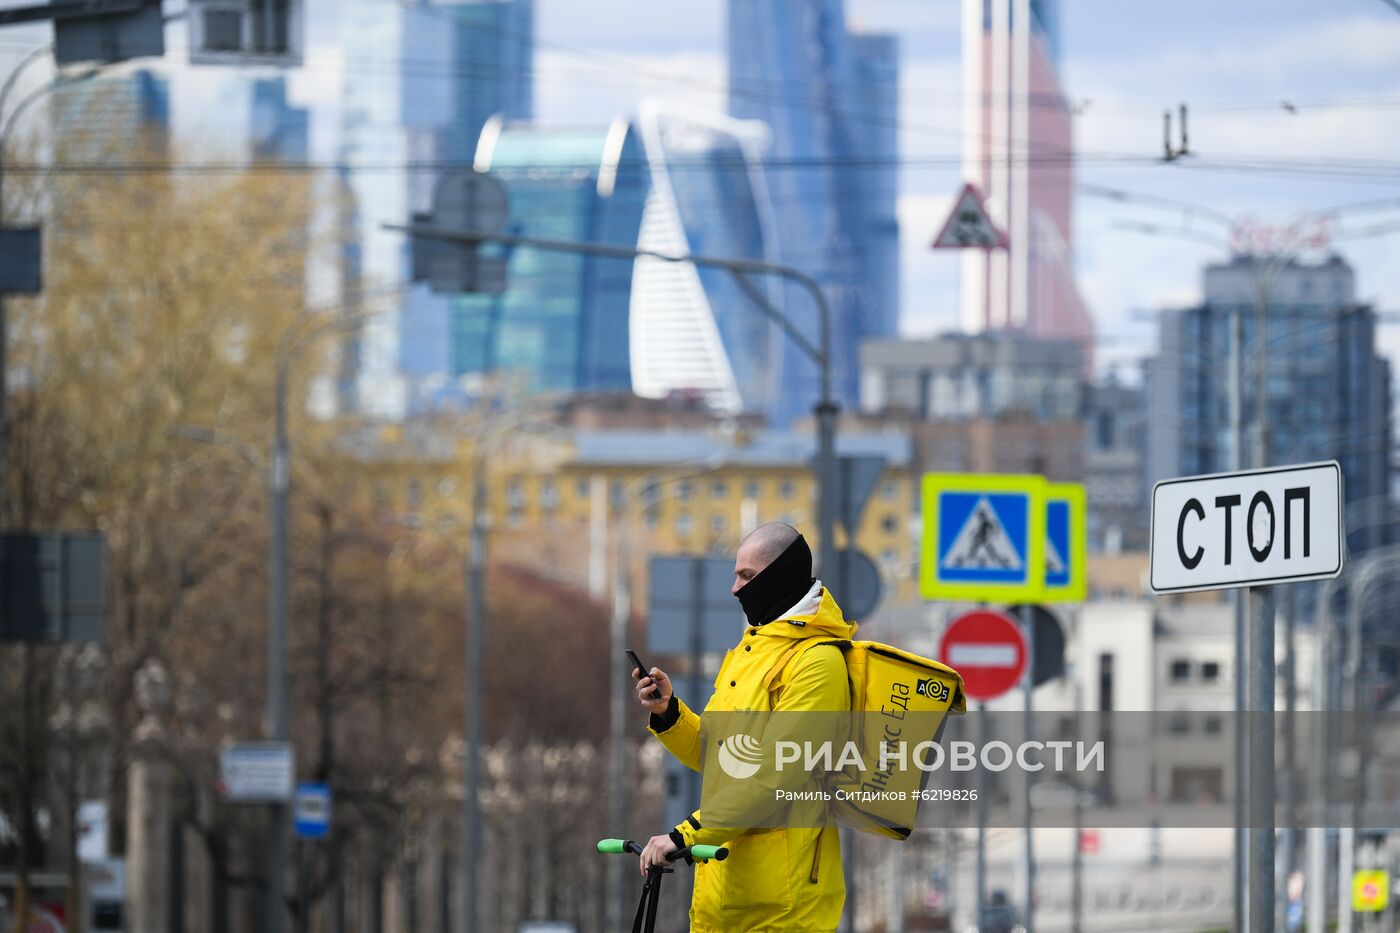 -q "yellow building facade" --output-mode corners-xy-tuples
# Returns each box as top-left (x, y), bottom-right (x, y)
(343, 422), (920, 610)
